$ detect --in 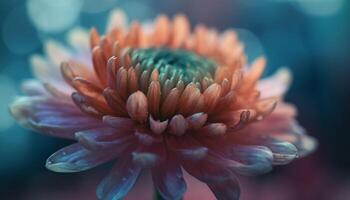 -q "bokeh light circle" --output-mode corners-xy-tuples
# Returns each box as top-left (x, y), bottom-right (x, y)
(295, 0), (344, 16)
(235, 28), (265, 63)
(27, 0), (84, 33)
